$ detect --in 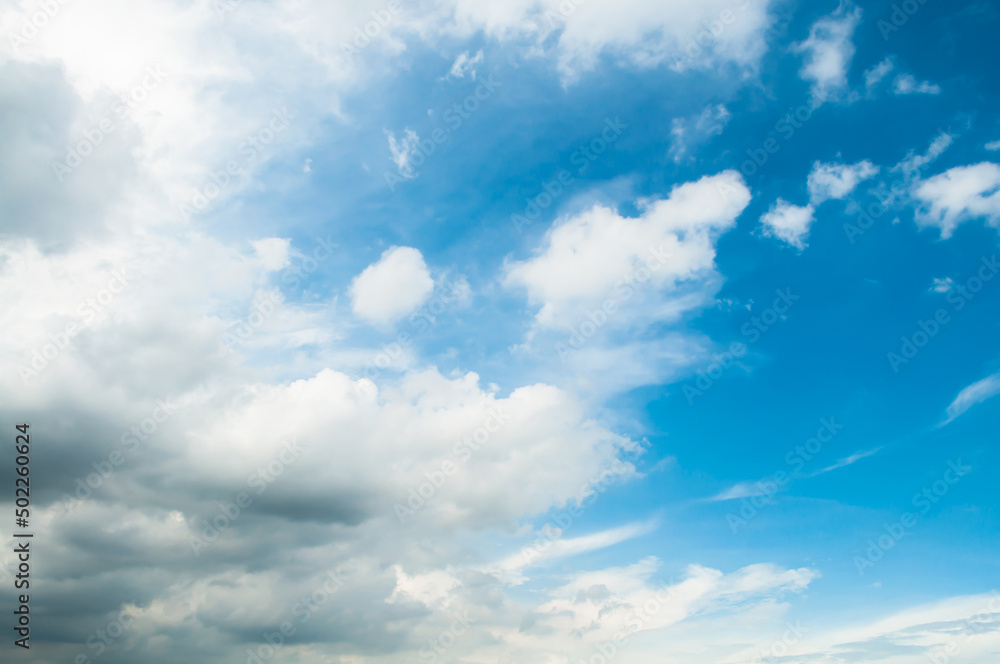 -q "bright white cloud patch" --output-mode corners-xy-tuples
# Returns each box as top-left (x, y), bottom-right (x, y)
(759, 199), (816, 249)
(808, 159), (879, 203)
(794, 1), (862, 102)
(913, 162), (1000, 238)
(252, 238), (292, 271)
(505, 171), (751, 328)
(441, 0), (777, 80)
(350, 246), (435, 326)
